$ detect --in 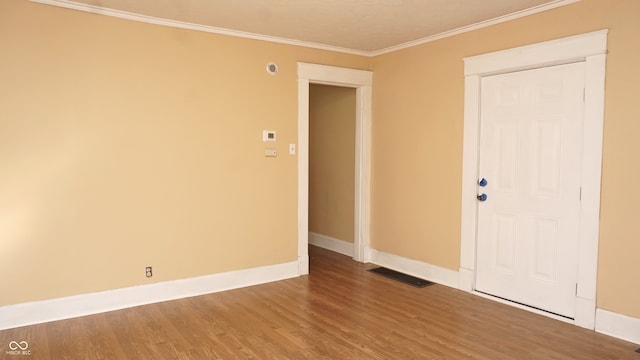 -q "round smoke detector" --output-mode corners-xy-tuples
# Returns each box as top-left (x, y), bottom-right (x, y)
(266, 62), (278, 75)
